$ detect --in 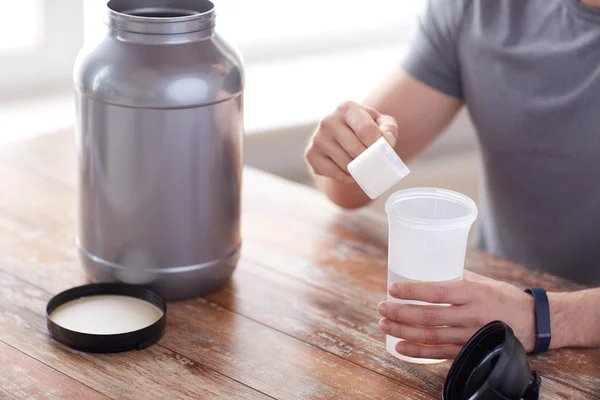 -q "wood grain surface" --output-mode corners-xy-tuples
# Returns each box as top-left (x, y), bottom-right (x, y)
(0, 341), (109, 400)
(0, 131), (598, 399)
